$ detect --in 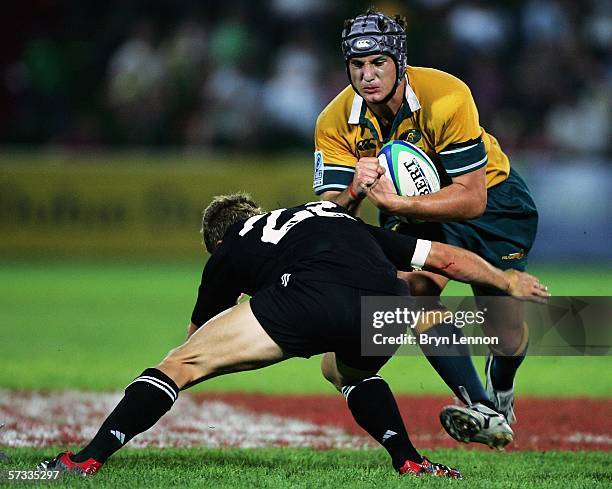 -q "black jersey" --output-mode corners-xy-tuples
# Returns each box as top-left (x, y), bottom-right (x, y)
(191, 201), (422, 327)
